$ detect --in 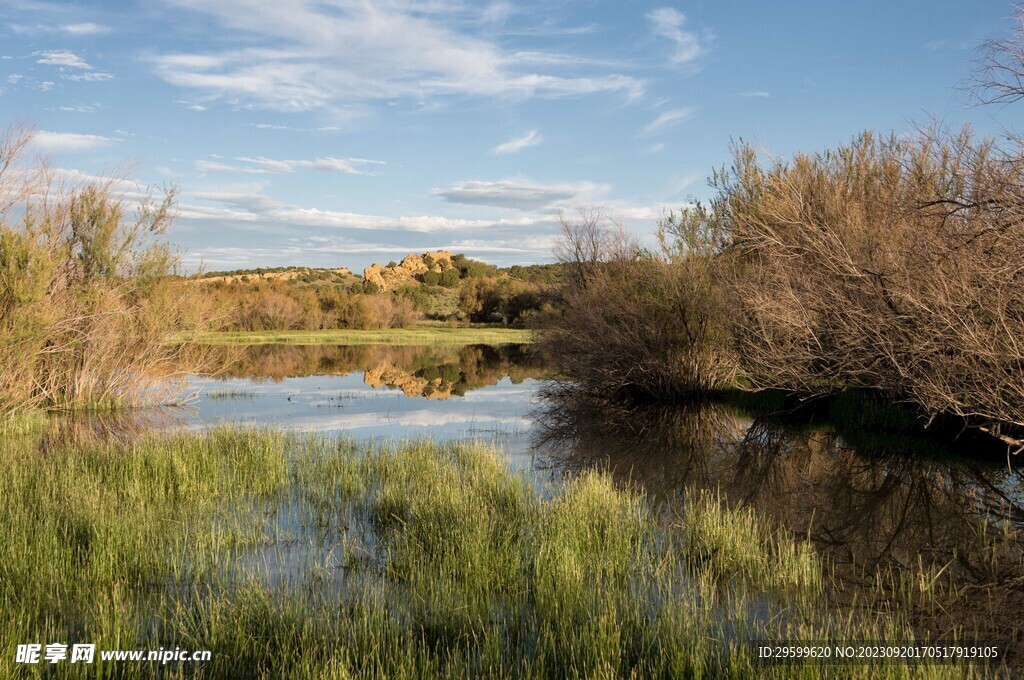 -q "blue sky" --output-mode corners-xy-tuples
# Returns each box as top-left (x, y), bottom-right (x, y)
(0, 0), (1018, 271)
